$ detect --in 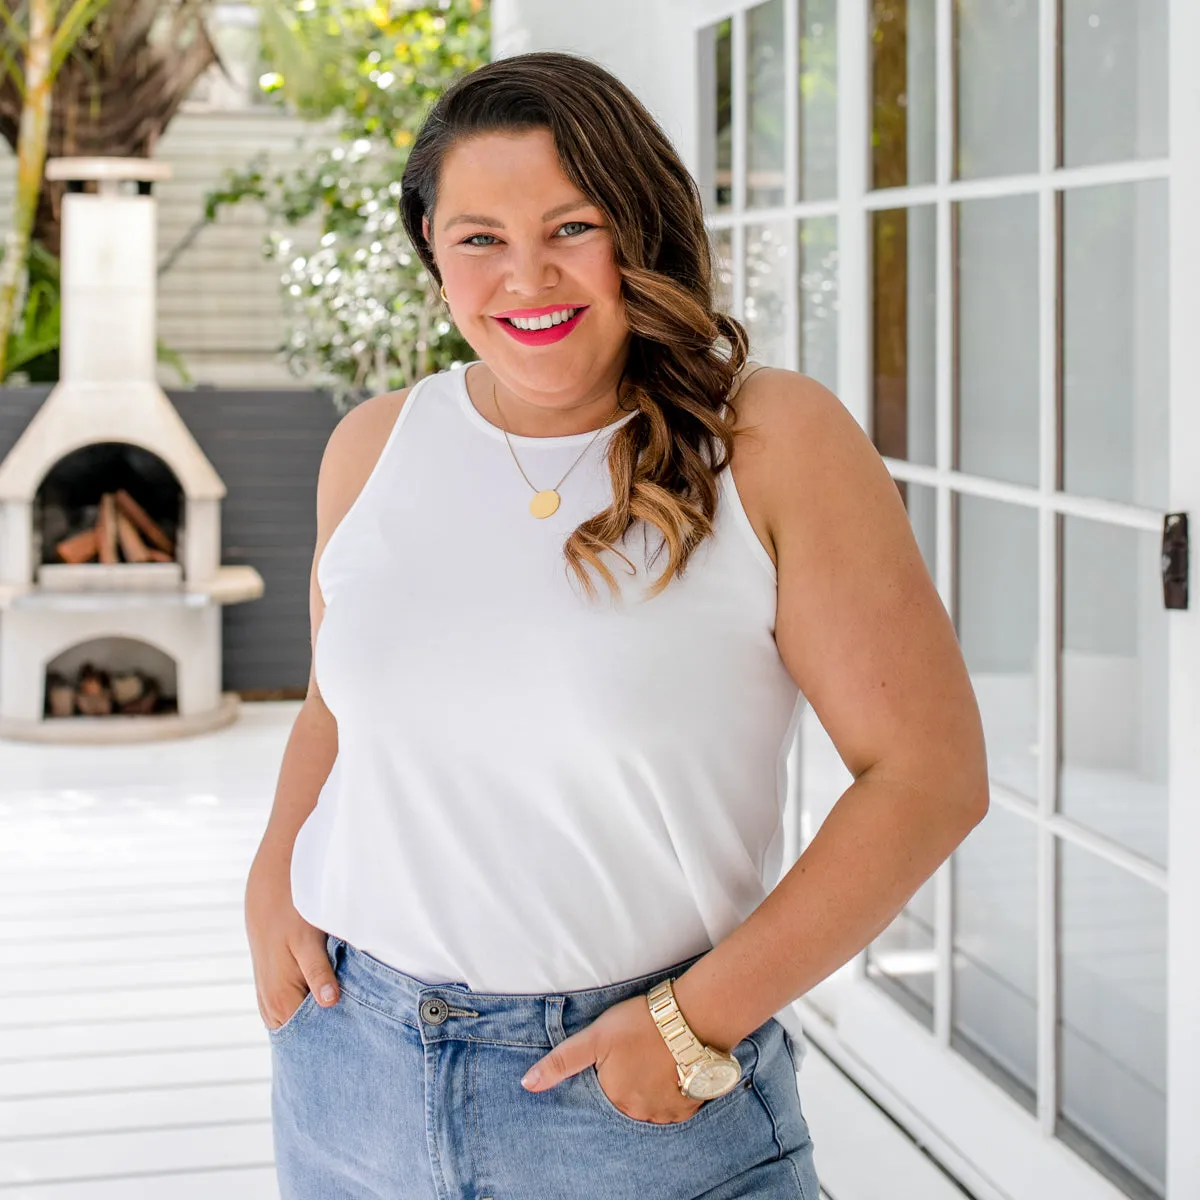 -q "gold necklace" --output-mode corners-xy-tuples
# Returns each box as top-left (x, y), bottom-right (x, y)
(492, 383), (621, 519)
